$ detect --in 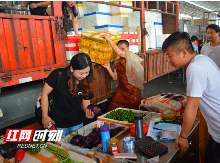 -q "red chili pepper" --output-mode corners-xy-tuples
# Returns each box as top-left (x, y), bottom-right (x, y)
(15, 149), (25, 163)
